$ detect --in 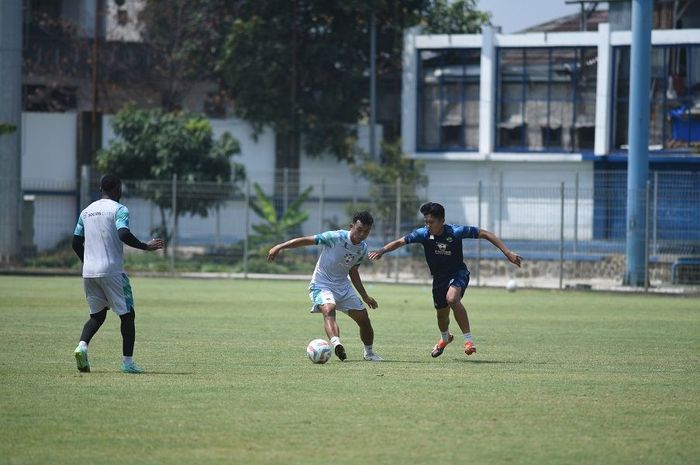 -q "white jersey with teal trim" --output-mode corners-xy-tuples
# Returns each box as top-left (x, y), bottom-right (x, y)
(74, 198), (130, 278)
(310, 230), (367, 289)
